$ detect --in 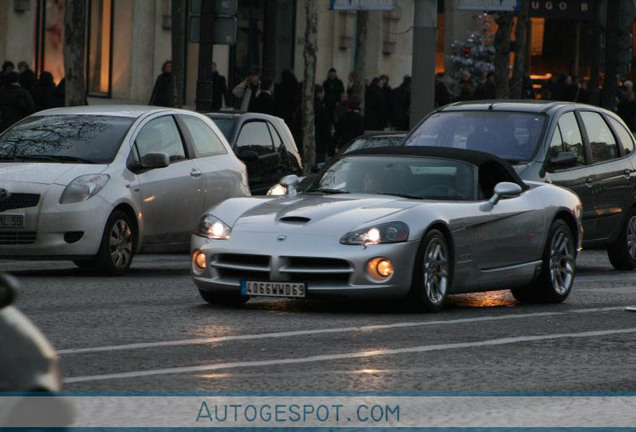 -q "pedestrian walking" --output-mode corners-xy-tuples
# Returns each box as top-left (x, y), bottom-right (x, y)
(334, 95), (364, 150)
(211, 62), (228, 110)
(314, 85), (332, 162)
(435, 73), (452, 107)
(1, 61), (15, 89)
(390, 75), (411, 131)
(0, 72), (36, 131)
(275, 69), (301, 130)
(17, 61), (37, 92)
(364, 77), (385, 130)
(31, 71), (62, 111)
(333, 92), (348, 125)
(233, 71), (261, 112)
(251, 77), (276, 115)
(149, 60), (178, 107)
(323, 68), (345, 121)
(457, 70), (475, 101)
